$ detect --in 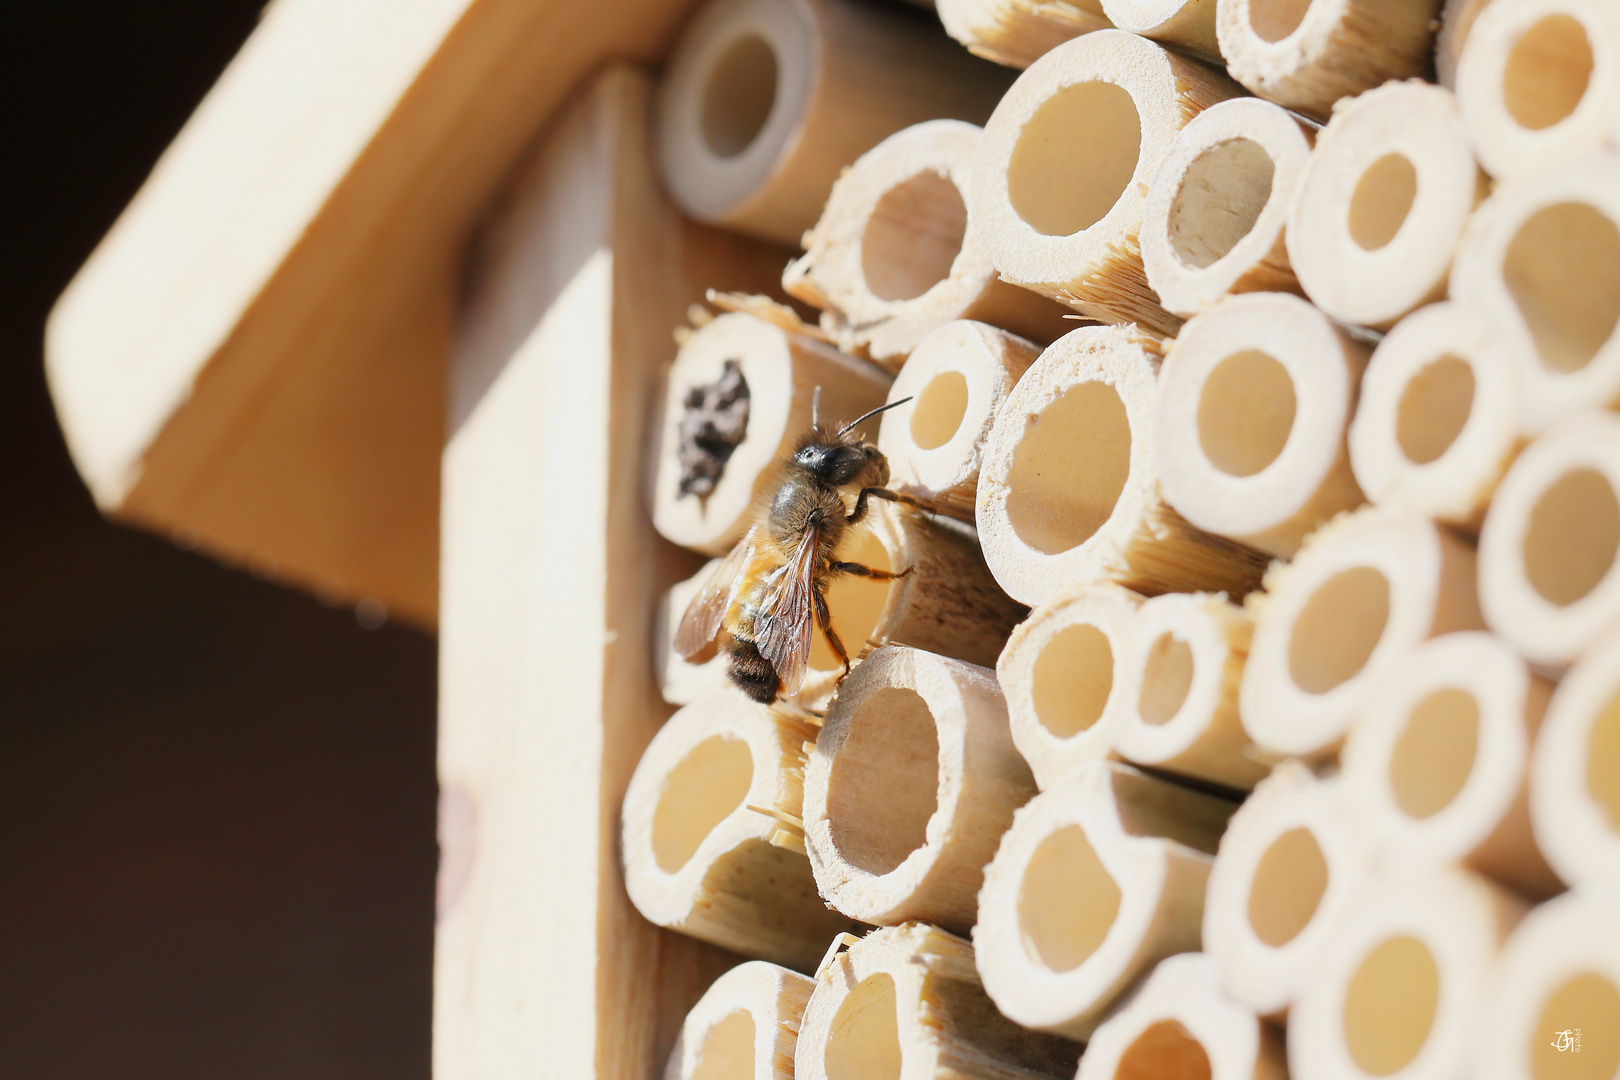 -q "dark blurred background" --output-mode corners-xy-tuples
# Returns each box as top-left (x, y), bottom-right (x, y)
(0, 5), (437, 1077)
